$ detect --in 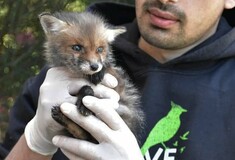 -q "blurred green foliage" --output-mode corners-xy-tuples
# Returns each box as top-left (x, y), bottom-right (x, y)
(0, 0), (134, 142)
